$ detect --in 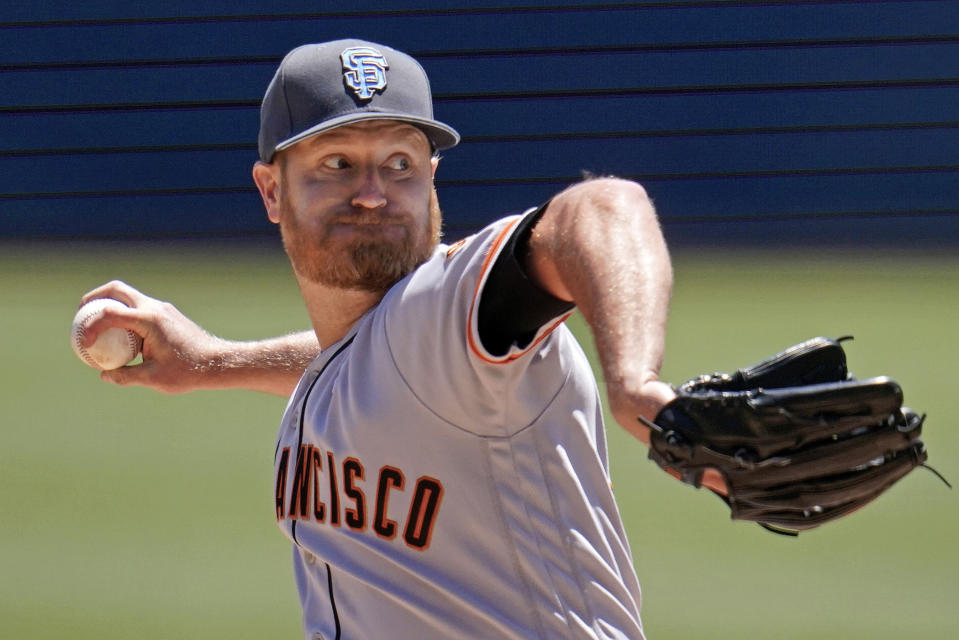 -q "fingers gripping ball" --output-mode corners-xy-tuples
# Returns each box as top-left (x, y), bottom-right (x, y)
(70, 298), (143, 370)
